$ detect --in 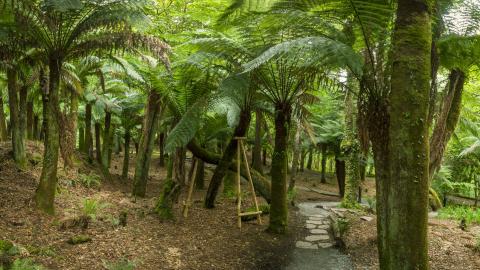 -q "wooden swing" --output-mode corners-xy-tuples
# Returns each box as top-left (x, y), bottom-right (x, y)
(182, 137), (262, 229)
